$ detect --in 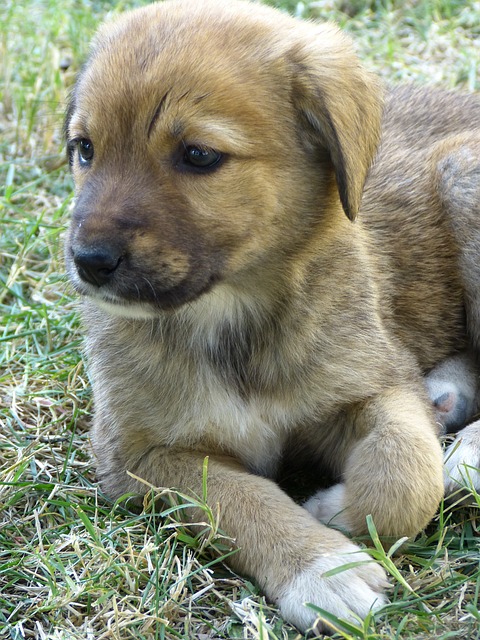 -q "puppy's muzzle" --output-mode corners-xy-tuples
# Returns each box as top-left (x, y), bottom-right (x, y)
(73, 246), (123, 288)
